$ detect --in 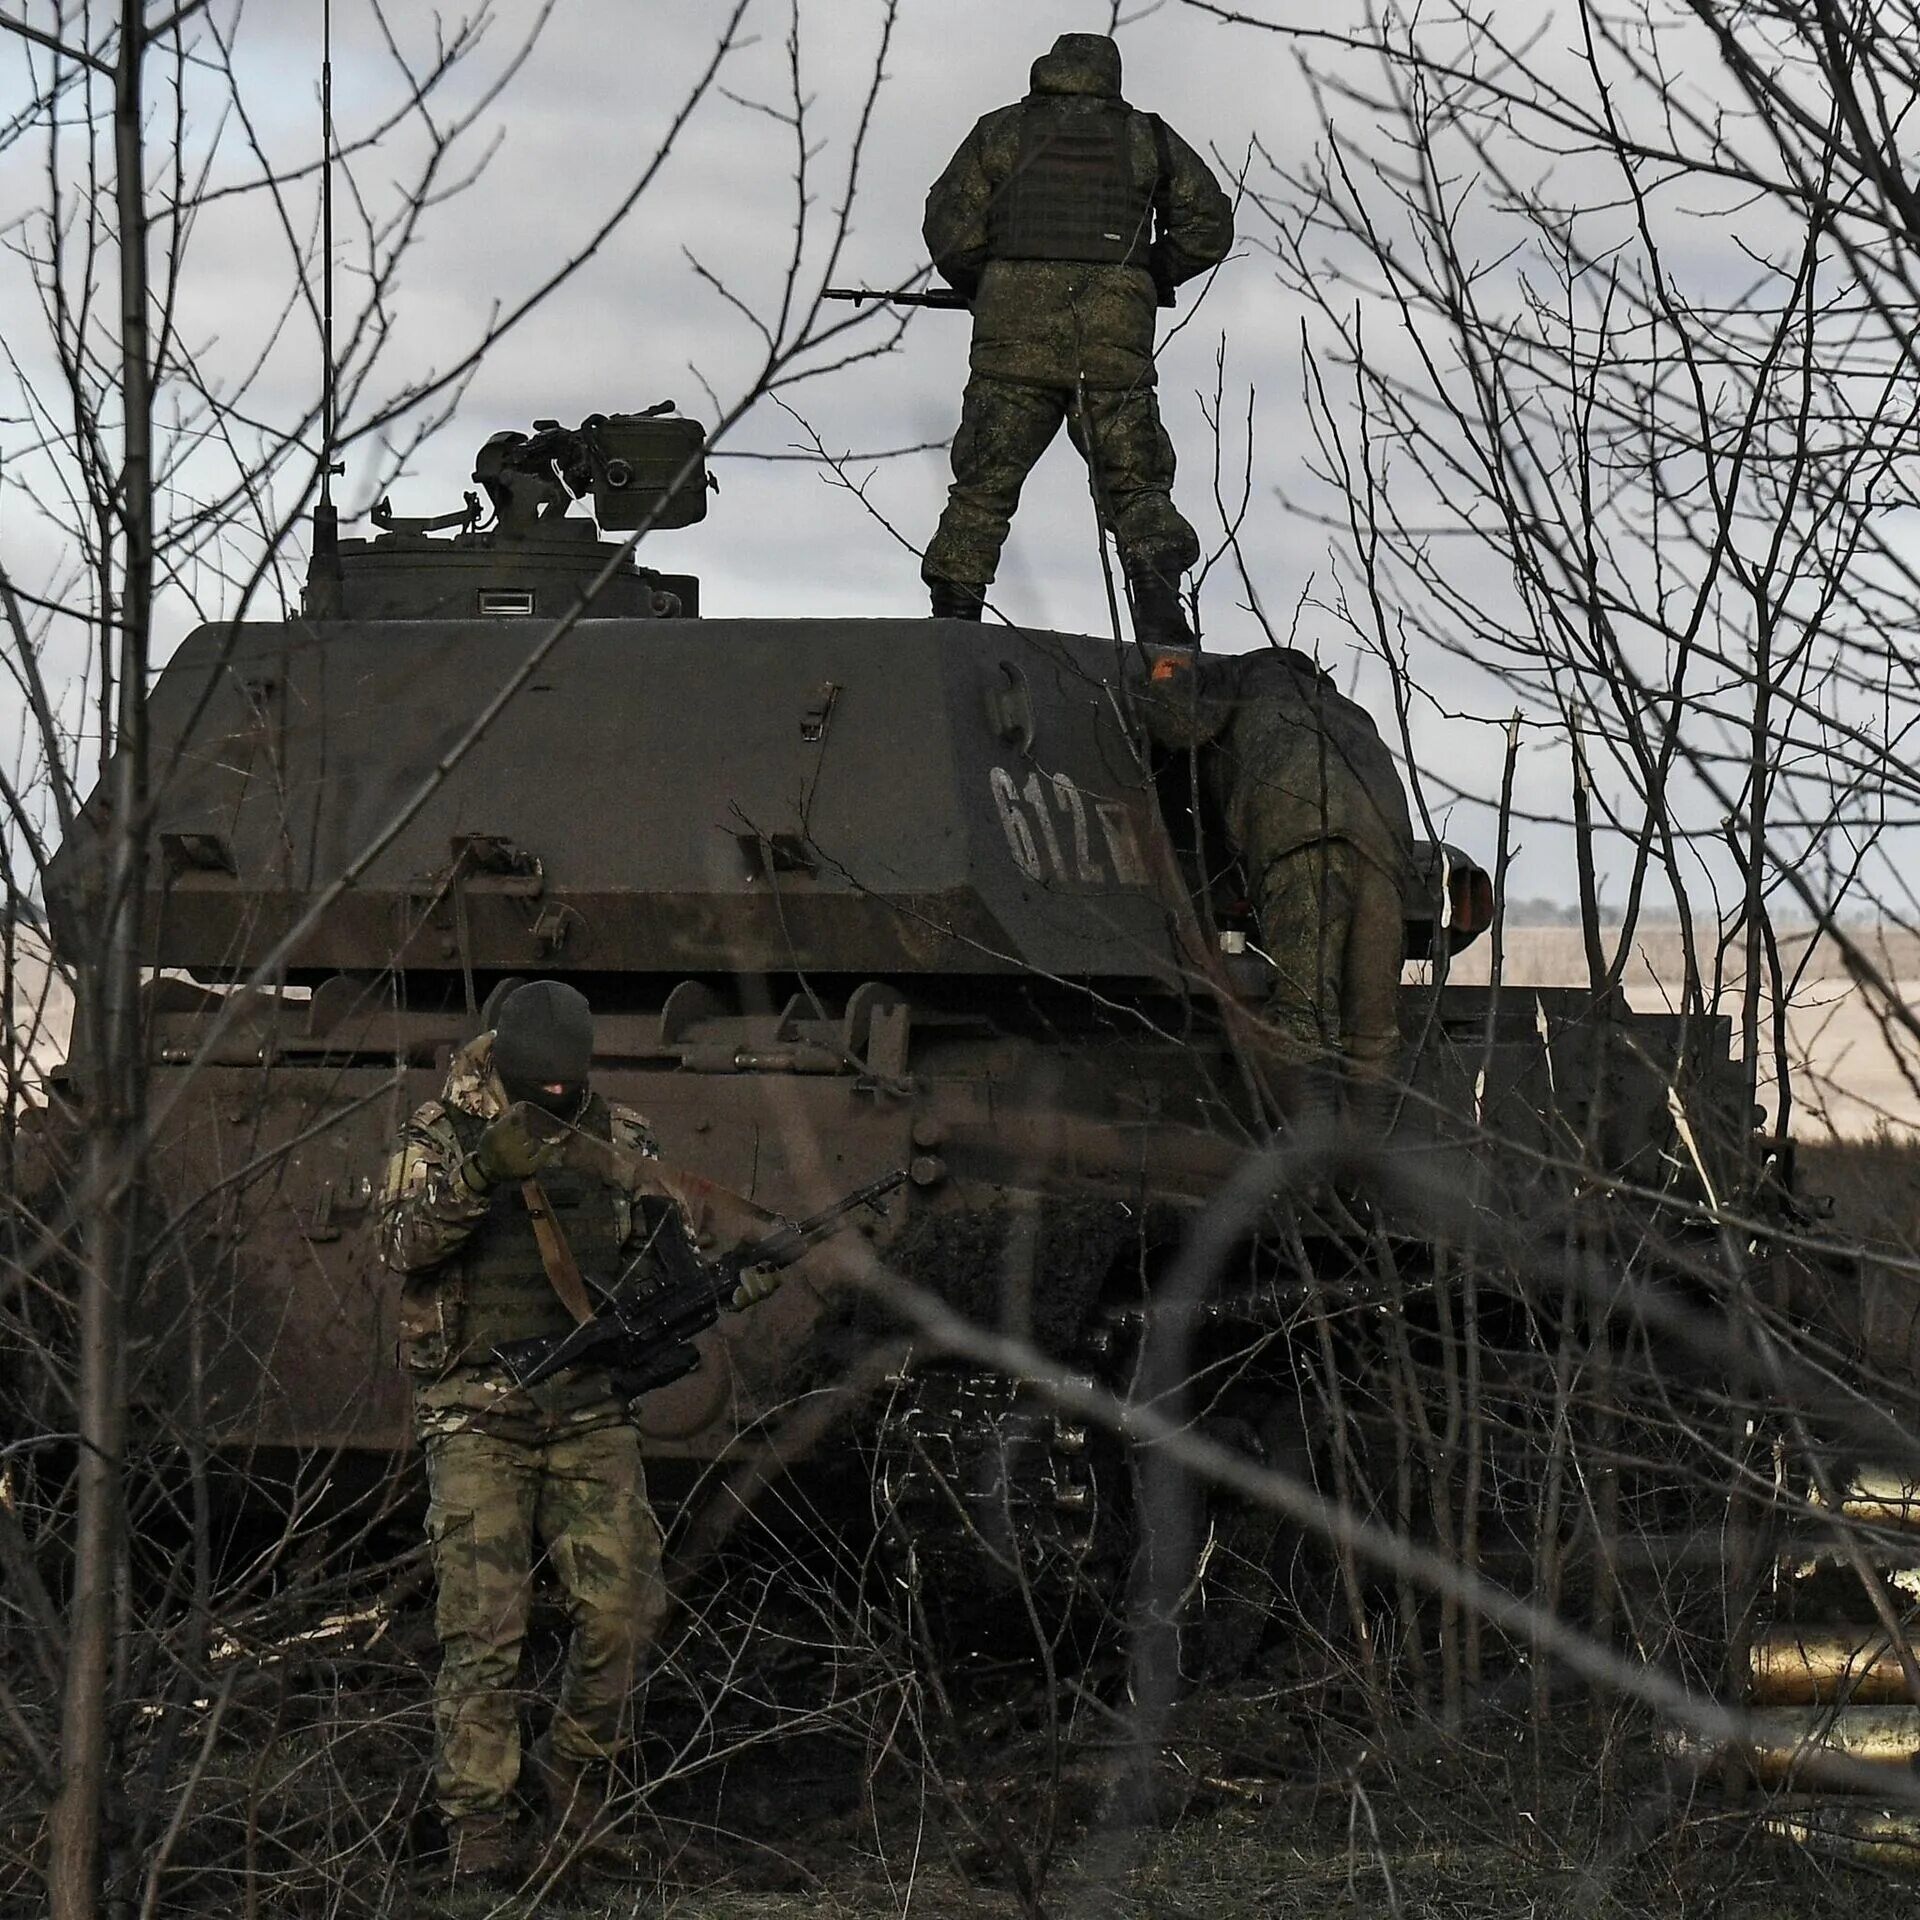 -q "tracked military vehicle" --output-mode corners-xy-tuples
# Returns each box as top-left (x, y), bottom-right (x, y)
(40, 410), (1753, 1620)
